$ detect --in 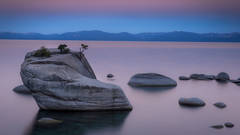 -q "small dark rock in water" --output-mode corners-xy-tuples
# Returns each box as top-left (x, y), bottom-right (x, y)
(13, 85), (31, 94)
(190, 74), (214, 80)
(216, 72), (230, 82)
(178, 97), (205, 107)
(211, 125), (224, 129)
(179, 76), (190, 80)
(37, 118), (62, 125)
(238, 78), (240, 80)
(128, 73), (177, 87)
(230, 80), (240, 86)
(224, 122), (234, 128)
(230, 80), (240, 83)
(107, 74), (114, 78)
(205, 75), (216, 80)
(190, 74), (206, 80)
(214, 102), (226, 109)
